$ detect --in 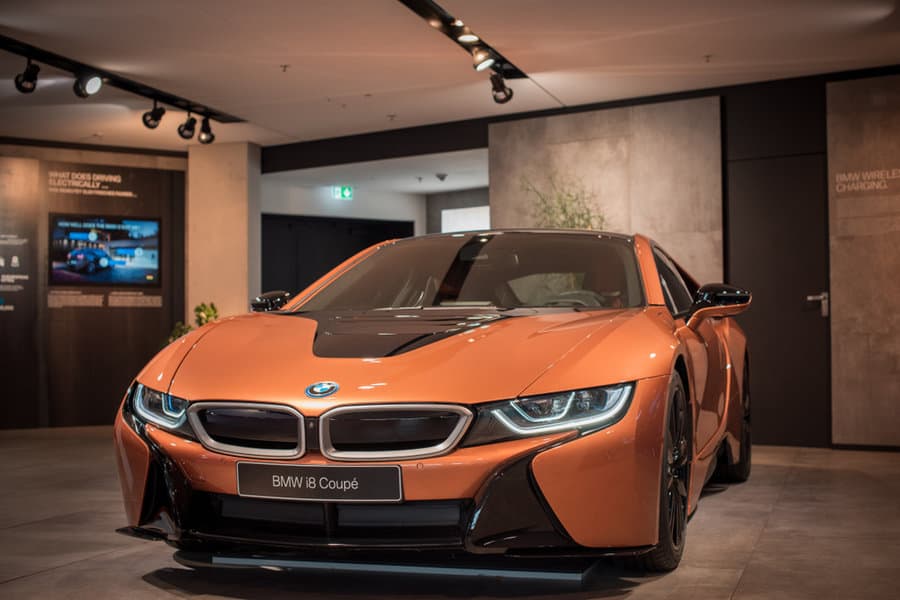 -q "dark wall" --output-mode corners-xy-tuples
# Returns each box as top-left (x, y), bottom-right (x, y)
(722, 79), (831, 446)
(425, 188), (489, 233)
(262, 214), (414, 296)
(0, 157), (41, 429)
(0, 155), (185, 429)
